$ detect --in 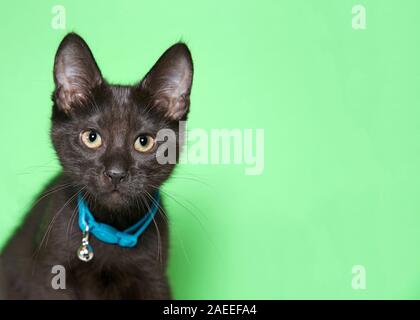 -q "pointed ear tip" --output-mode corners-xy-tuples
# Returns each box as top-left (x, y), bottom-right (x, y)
(170, 42), (192, 60)
(172, 42), (190, 50)
(63, 31), (82, 39)
(57, 32), (88, 51)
